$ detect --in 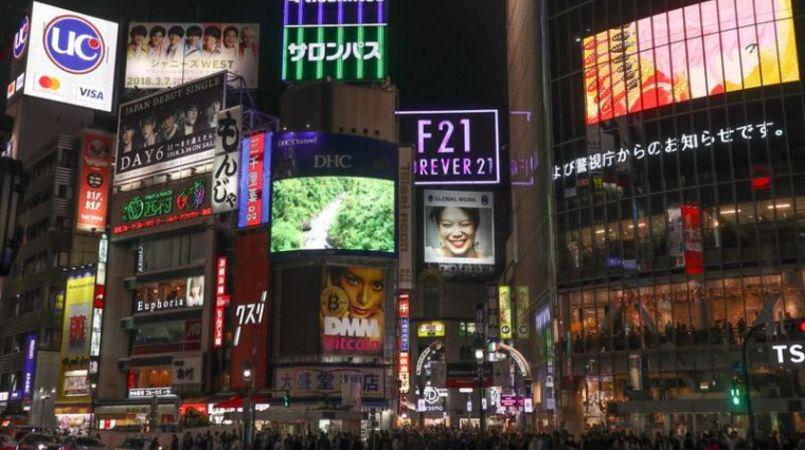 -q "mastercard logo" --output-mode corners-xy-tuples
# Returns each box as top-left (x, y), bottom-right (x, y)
(38, 75), (60, 91)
